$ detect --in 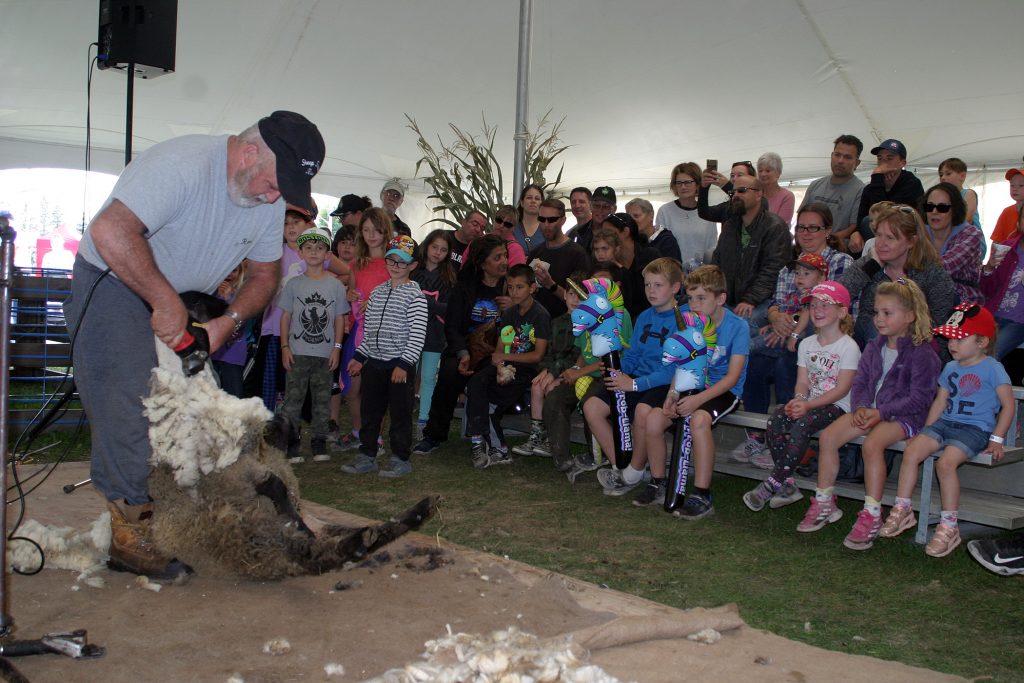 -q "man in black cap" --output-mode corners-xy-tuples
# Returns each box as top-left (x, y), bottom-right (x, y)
(580, 186), (616, 256)
(852, 138), (924, 251)
(330, 193), (372, 229)
(65, 111), (326, 581)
